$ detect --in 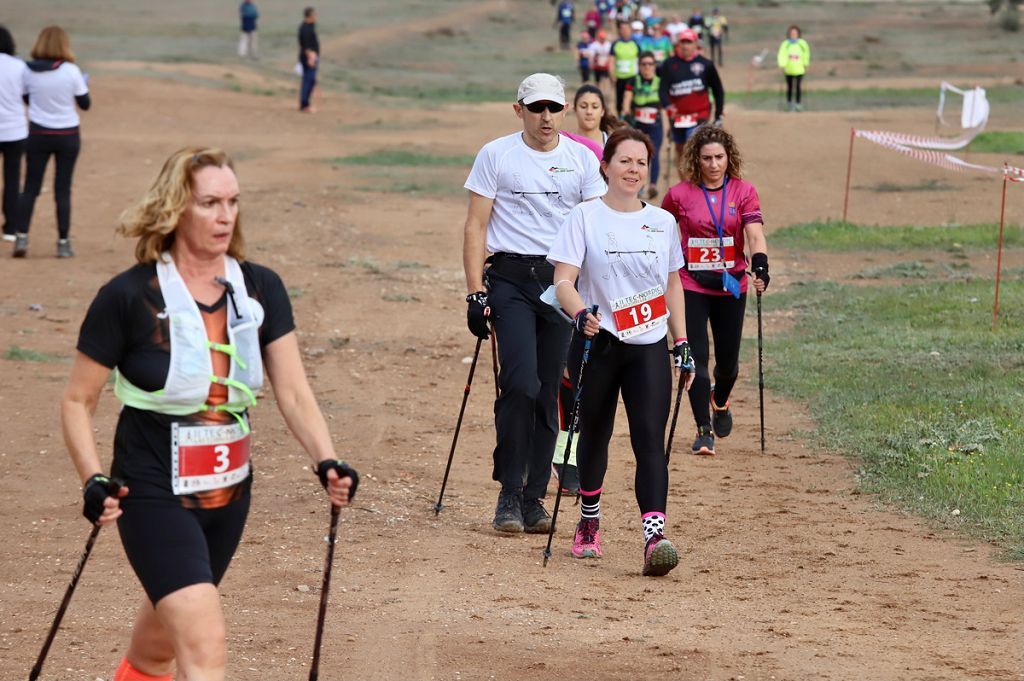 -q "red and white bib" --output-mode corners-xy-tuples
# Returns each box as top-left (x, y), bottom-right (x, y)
(610, 285), (668, 340)
(686, 236), (735, 271)
(171, 421), (251, 494)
